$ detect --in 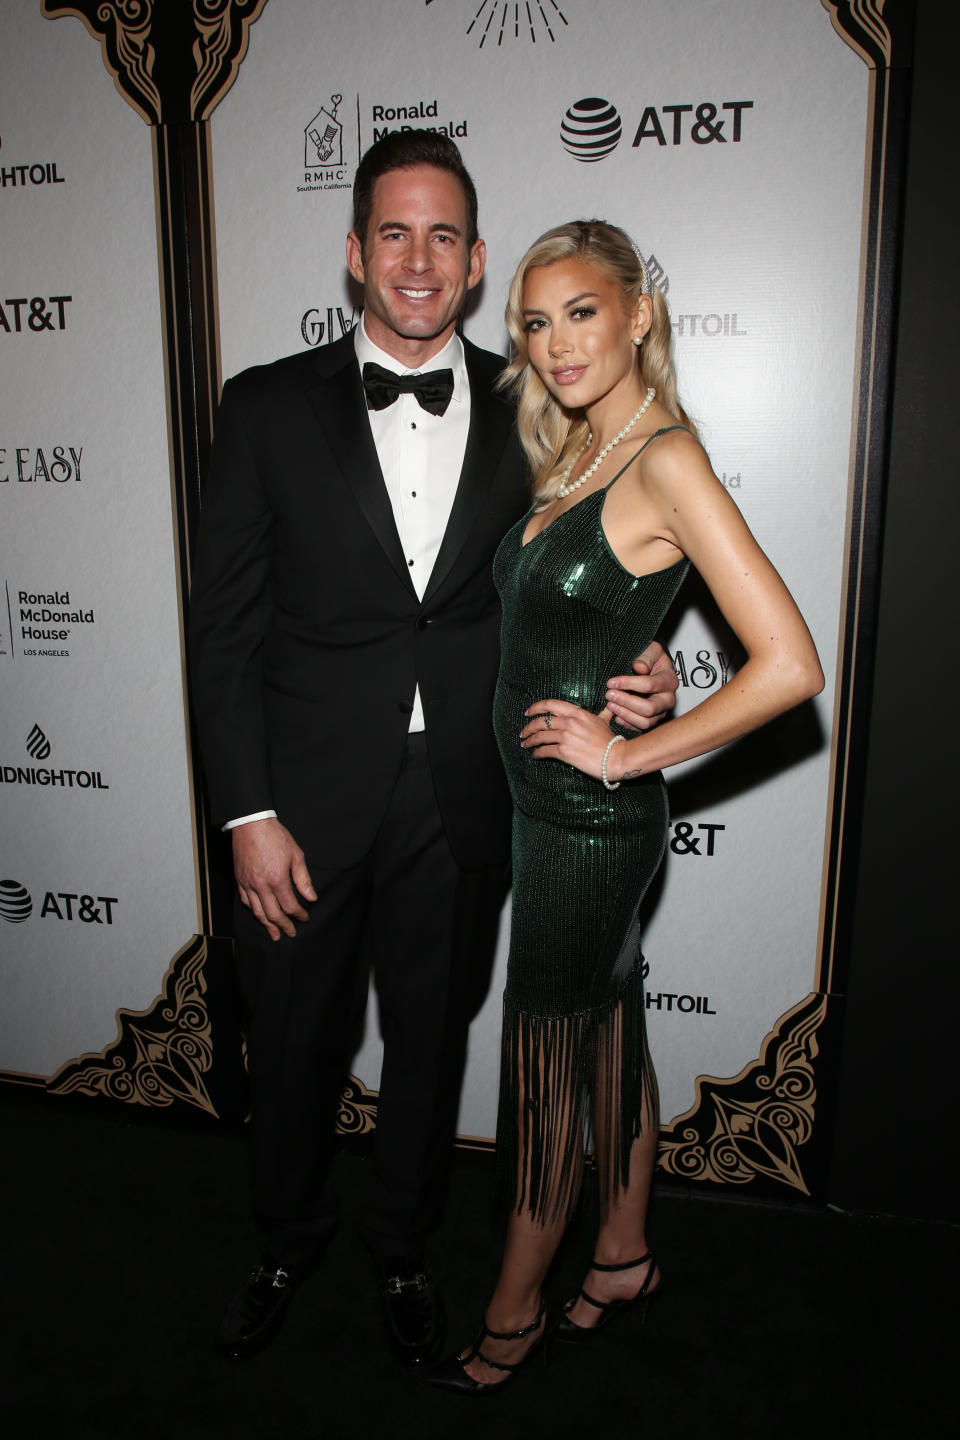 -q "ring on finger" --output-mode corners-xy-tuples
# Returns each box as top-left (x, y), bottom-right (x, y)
(544, 712), (553, 729)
